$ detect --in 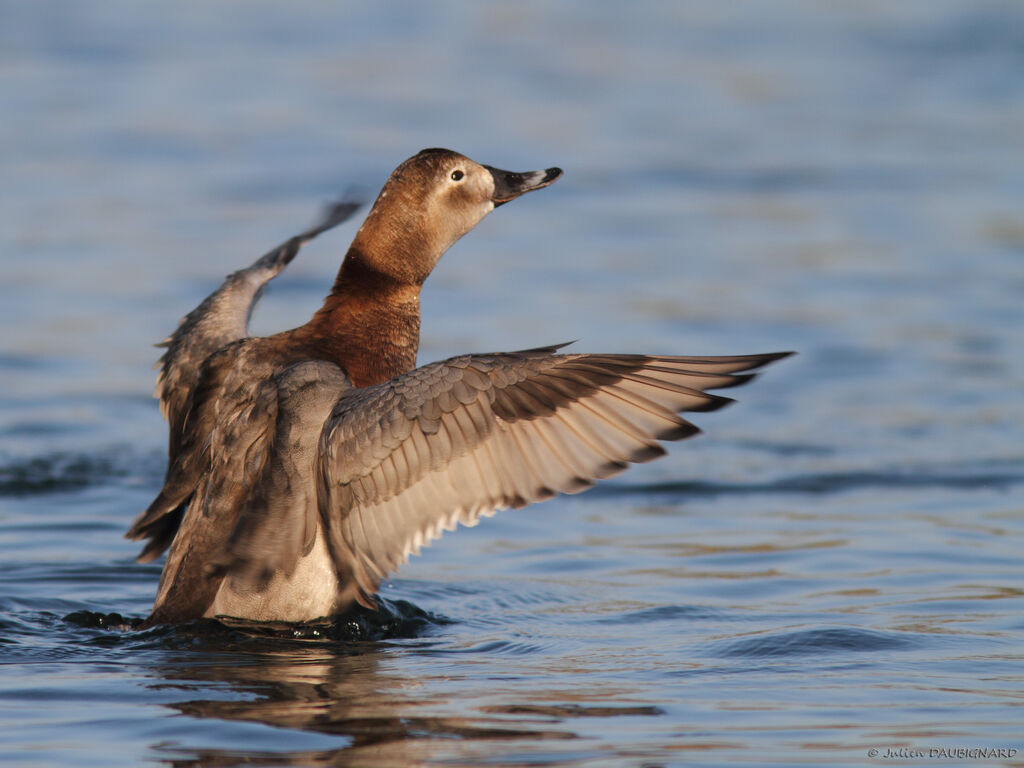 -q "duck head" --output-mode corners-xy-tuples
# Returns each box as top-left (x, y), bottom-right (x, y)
(348, 148), (562, 285)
